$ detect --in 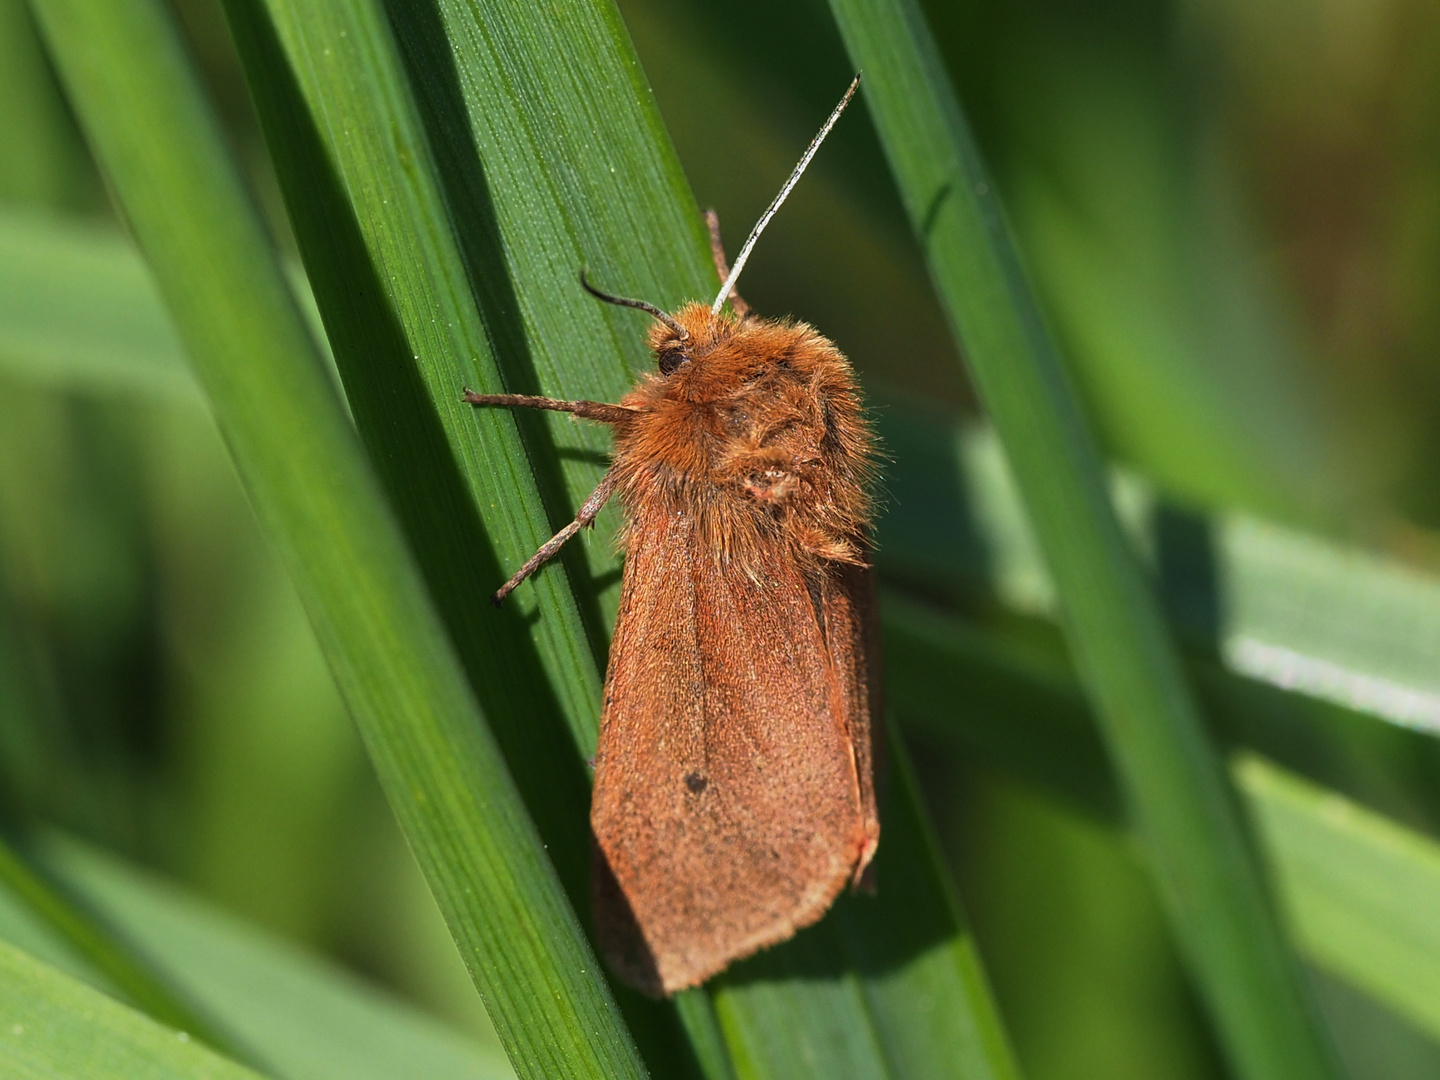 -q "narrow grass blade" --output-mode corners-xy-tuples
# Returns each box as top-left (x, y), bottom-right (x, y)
(217, 0), (687, 1066)
(0, 0), (93, 209)
(0, 834), (230, 1054)
(0, 210), (192, 399)
(0, 938), (268, 1080)
(0, 834), (515, 1080)
(28, 1), (645, 1077)
(826, 2), (1342, 1078)
(1213, 519), (1440, 736)
(880, 405), (1440, 740)
(1238, 755), (1440, 1042)
(886, 592), (1440, 1045)
(672, 992), (737, 1080)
